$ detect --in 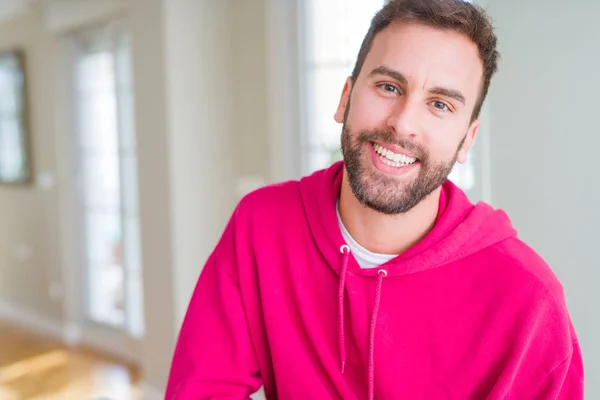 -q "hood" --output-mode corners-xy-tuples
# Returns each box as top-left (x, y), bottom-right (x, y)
(299, 161), (517, 279)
